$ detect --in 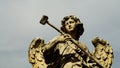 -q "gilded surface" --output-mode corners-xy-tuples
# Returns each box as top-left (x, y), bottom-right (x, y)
(28, 15), (113, 68)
